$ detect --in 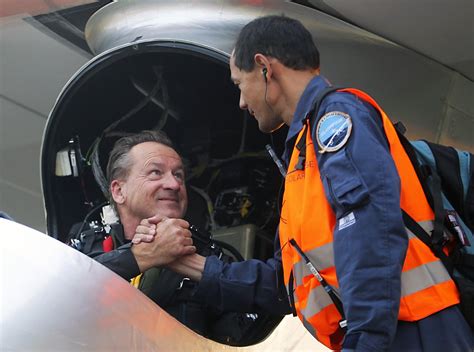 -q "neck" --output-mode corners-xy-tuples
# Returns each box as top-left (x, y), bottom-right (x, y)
(117, 210), (139, 240)
(277, 68), (320, 126)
